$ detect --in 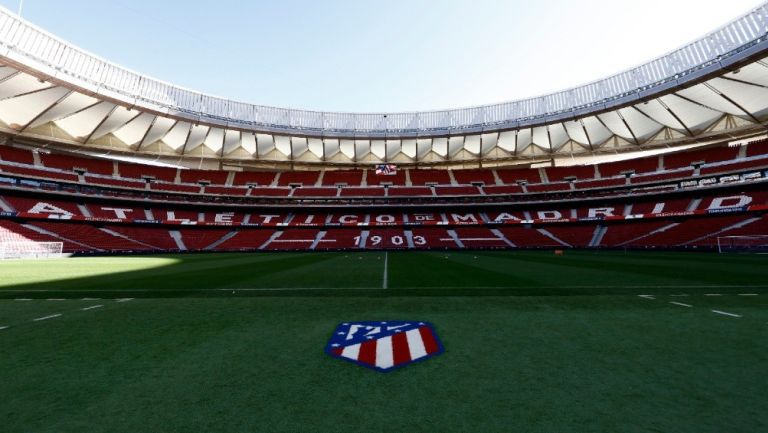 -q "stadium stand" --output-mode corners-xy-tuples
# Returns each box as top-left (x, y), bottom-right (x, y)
(598, 157), (658, 177)
(232, 171), (277, 186)
(179, 169), (229, 185)
(40, 153), (114, 175)
(409, 169), (452, 186)
(452, 169), (496, 185)
(118, 163), (177, 182)
(545, 165), (595, 182)
(321, 170), (364, 186)
(277, 171), (320, 187)
(0, 146), (35, 165)
(496, 167), (541, 184)
(2, 140), (768, 253)
(367, 170), (407, 186)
